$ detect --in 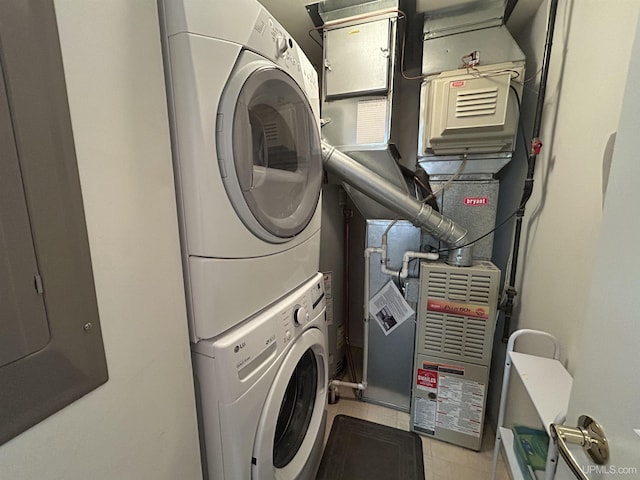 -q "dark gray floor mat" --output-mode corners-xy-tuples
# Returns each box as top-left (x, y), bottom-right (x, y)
(316, 414), (424, 480)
